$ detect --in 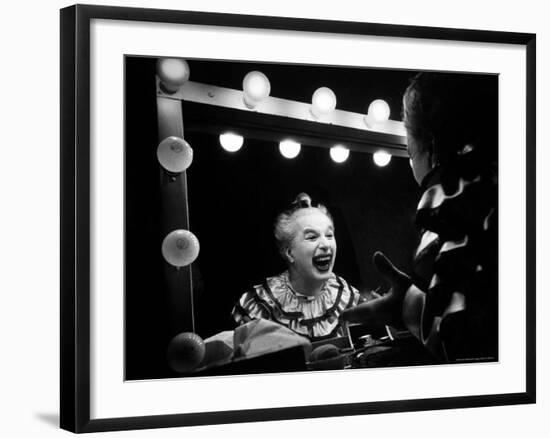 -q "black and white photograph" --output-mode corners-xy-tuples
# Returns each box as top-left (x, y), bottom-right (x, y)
(125, 56), (499, 380)
(2, 0), (547, 436)
(55, 3), (537, 434)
